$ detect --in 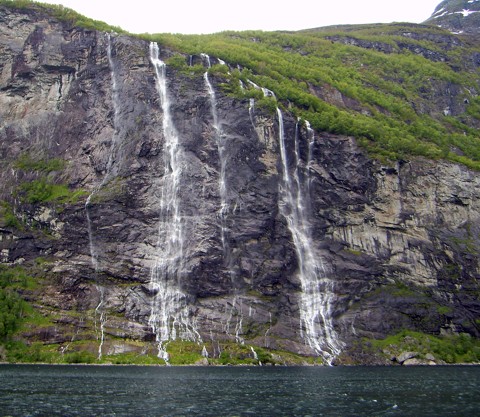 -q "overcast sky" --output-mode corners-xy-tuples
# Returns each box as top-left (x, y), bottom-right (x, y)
(35, 0), (443, 34)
